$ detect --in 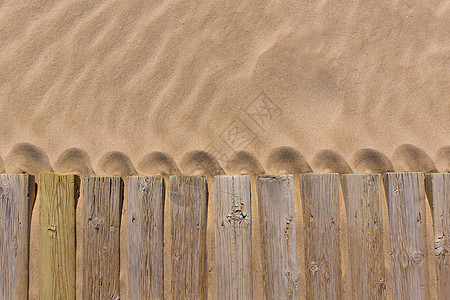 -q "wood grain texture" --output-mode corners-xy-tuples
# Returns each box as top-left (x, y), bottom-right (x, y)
(39, 173), (79, 300)
(257, 175), (298, 299)
(126, 176), (164, 299)
(341, 174), (386, 299)
(215, 175), (252, 300)
(383, 172), (428, 300)
(425, 173), (449, 300)
(170, 176), (208, 300)
(82, 177), (123, 300)
(0, 174), (35, 300)
(300, 173), (342, 300)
